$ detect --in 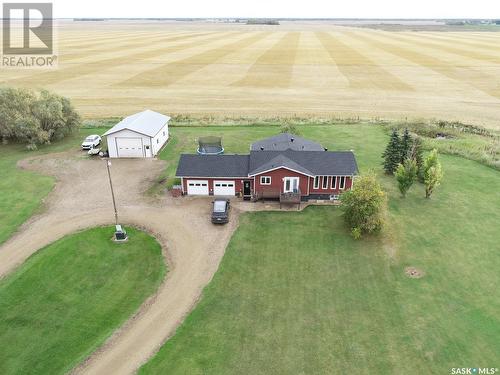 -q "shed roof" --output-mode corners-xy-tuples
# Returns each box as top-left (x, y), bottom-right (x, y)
(103, 110), (170, 137)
